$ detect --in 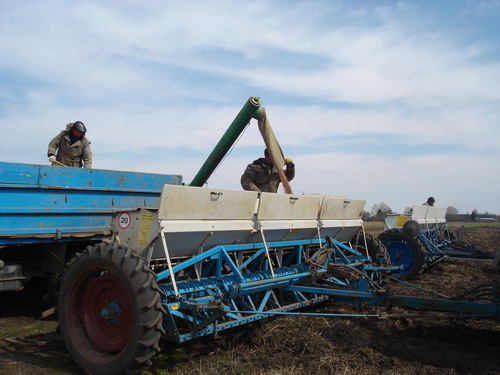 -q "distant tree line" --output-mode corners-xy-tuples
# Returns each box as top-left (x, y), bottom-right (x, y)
(365, 203), (498, 222)
(468, 209), (498, 223)
(365, 203), (394, 222)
